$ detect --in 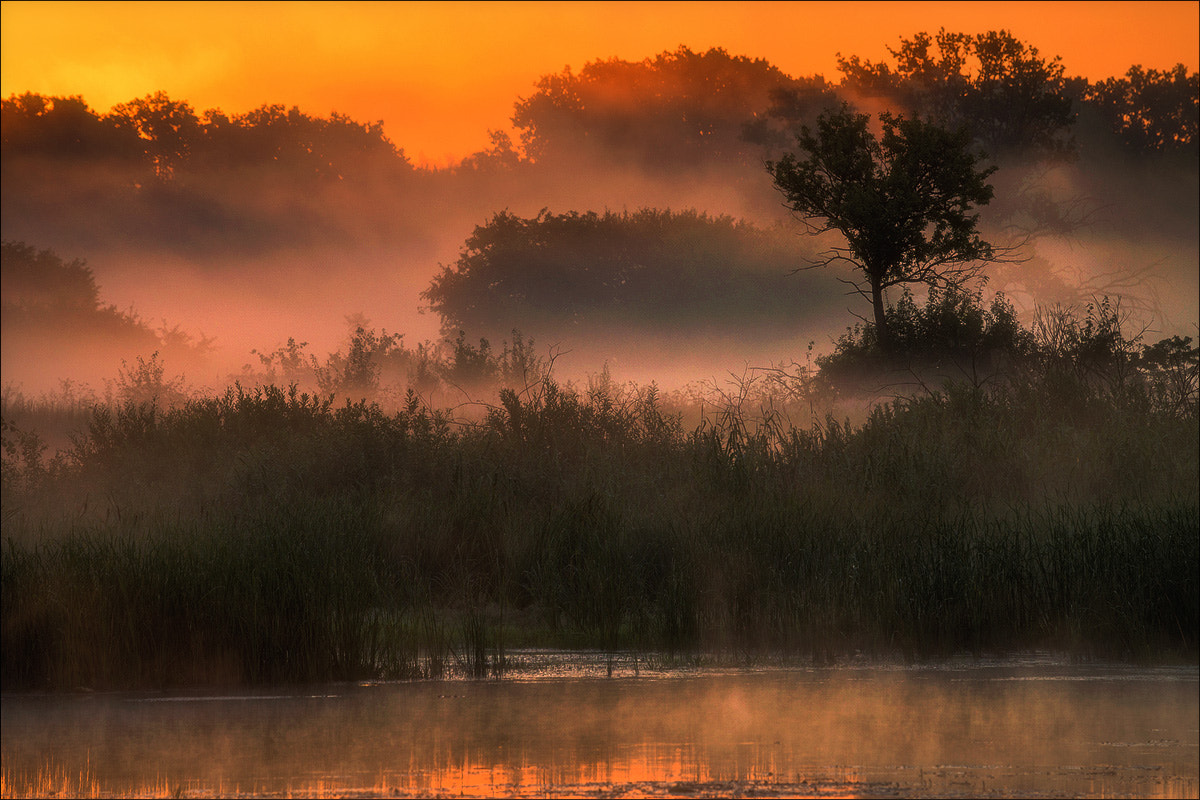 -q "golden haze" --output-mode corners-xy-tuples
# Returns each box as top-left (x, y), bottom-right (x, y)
(1, 1), (1197, 166)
